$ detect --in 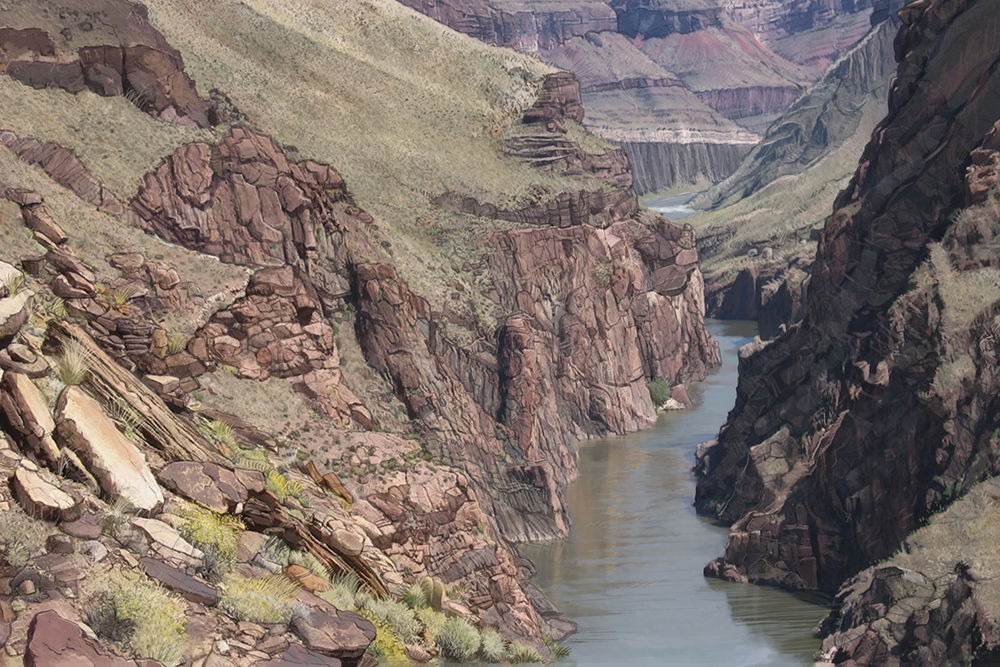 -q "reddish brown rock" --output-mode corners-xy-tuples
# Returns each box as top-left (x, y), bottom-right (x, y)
(289, 592), (375, 662)
(157, 461), (264, 514)
(140, 557), (218, 606)
(24, 609), (160, 666)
